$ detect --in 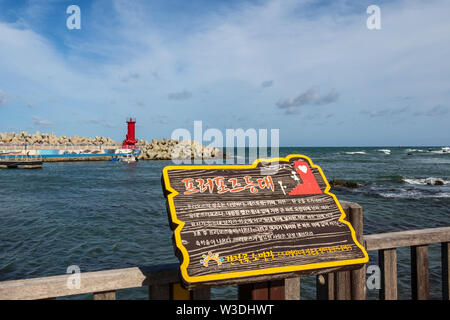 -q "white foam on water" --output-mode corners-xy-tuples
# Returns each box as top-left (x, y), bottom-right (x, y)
(402, 177), (449, 185)
(426, 147), (450, 154)
(402, 178), (424, 185)
(435, 192), (450, 198)
(378, 190), (421, 198)
(345, 151), (366, 155)
(378, 149), (391, 154)
(379, 189), (450, 199)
